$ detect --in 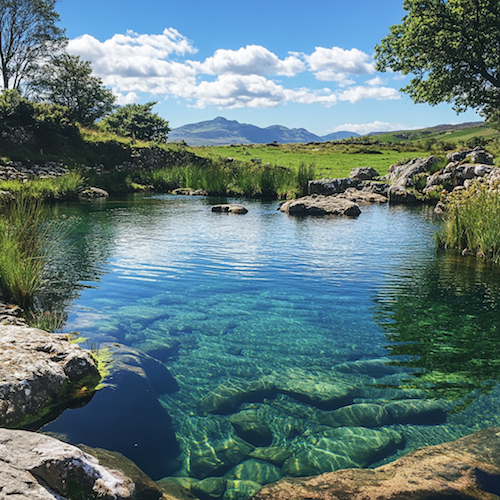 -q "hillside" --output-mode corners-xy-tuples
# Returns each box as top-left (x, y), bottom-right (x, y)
(168, 117), (359, 146)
